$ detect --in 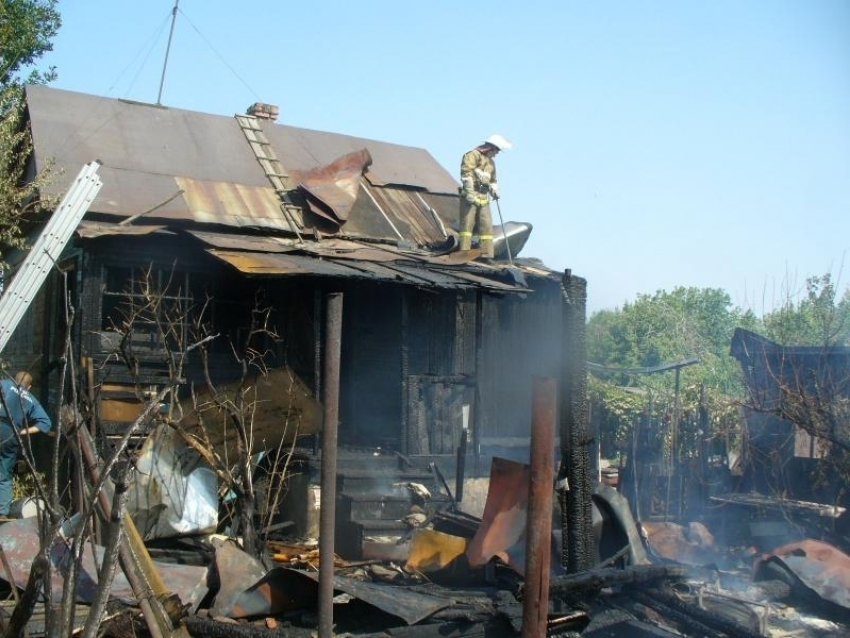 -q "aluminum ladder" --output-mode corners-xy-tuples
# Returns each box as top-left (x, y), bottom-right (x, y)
(0, 161), (103, 354)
